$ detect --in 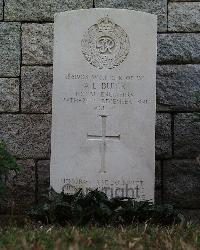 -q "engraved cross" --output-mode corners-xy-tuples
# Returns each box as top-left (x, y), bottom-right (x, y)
(87, 115), (120, 173)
